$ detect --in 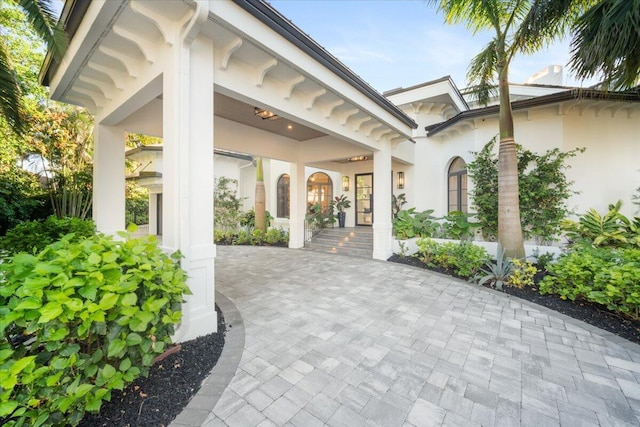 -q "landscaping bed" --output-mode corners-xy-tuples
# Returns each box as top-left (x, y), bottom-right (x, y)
(78, 306), (226, 427)
(388, 254), (640, 345)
